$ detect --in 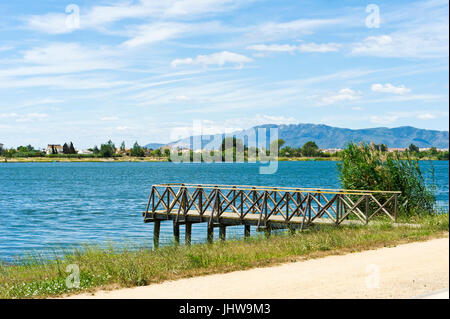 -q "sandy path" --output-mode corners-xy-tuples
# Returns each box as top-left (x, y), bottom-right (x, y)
(69, 237), (449, 299)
